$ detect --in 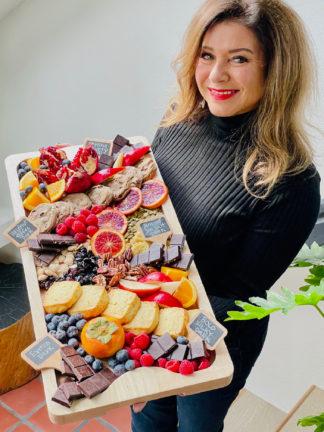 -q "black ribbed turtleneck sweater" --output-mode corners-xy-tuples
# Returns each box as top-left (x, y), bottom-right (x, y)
(151, 112), (320, 300)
